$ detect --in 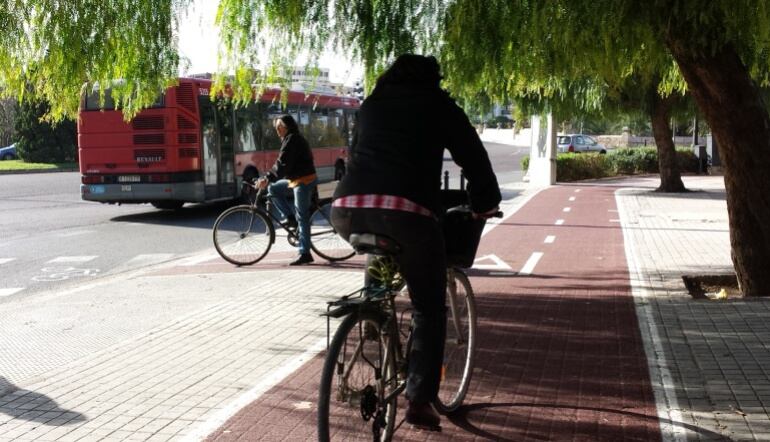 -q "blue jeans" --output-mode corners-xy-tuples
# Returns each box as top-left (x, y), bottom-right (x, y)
(267, 178), (318, 255)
